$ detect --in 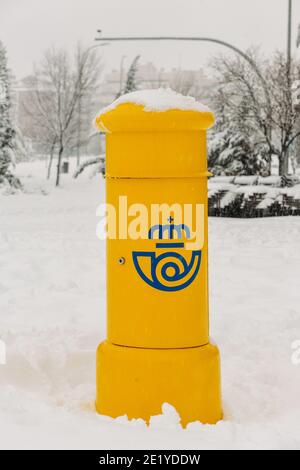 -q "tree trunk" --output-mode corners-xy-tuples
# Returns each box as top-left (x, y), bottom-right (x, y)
(278, 150), (289, 176)
(56, 144), (64, 187)
(266, 151), (272, 176)
(47, 145), (55, 180)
